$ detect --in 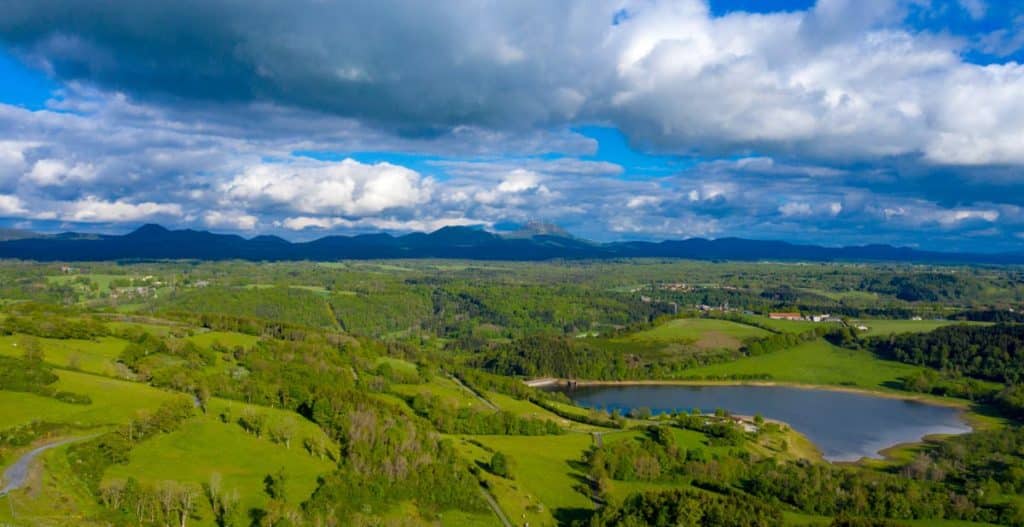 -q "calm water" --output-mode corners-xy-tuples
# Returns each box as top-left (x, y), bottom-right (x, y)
(555, 385), (970, 461)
